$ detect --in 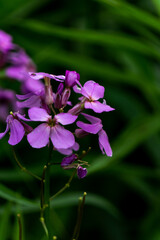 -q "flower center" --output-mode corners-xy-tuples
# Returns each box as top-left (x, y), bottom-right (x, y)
(48, 118), (56, 127)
